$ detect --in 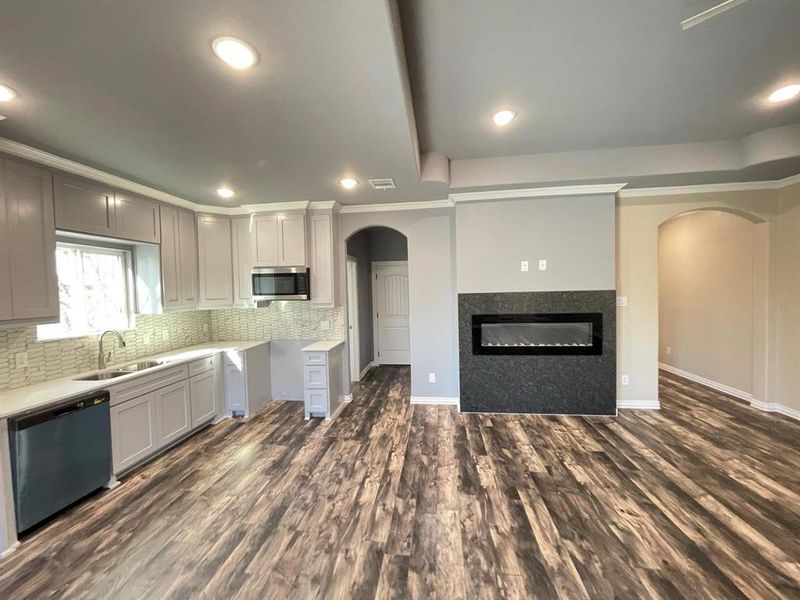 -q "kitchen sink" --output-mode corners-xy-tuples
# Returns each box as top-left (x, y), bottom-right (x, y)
(118, 360), (165, 372)
(74, 371), (129, 381)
